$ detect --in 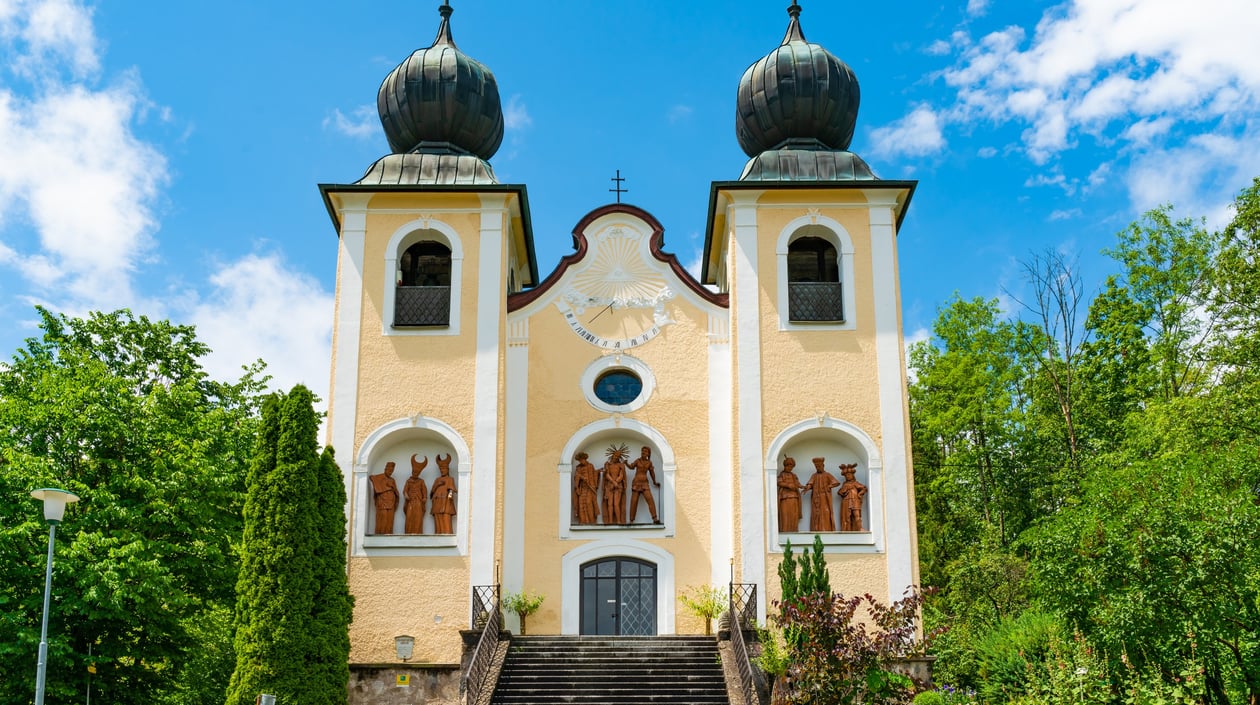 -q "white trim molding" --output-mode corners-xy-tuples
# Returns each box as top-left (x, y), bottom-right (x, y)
(502, 315), (529, 601)
(580, 354), (657, 414)
(559, 539), (676, 635)
(382, 216), (465, 337)
(729, 191), (767, 621)
(708, 310), (734, 587)
(556, 418), (677, 540)
(351, 415), (474, 557)
(868, 197), (918, 601)
(469, 196), (508, 586)
(775, 213), (857, 332)
(329, 192), (371, 551)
